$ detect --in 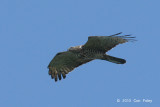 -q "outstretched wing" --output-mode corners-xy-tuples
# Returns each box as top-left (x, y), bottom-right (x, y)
(48, 51), (92, 81)
(82, 32), (135, 53)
